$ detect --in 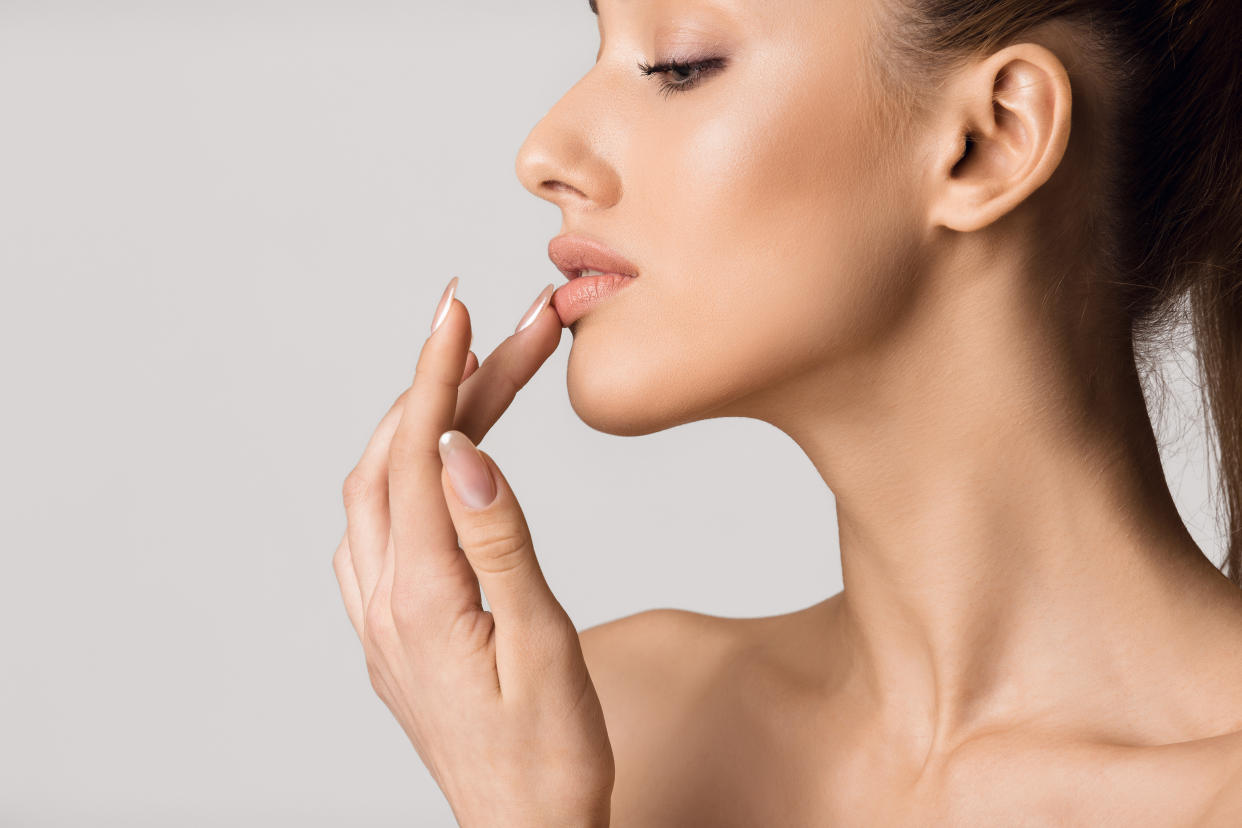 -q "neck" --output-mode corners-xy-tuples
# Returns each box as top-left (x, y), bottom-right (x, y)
(745, 250), (1242, 763)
